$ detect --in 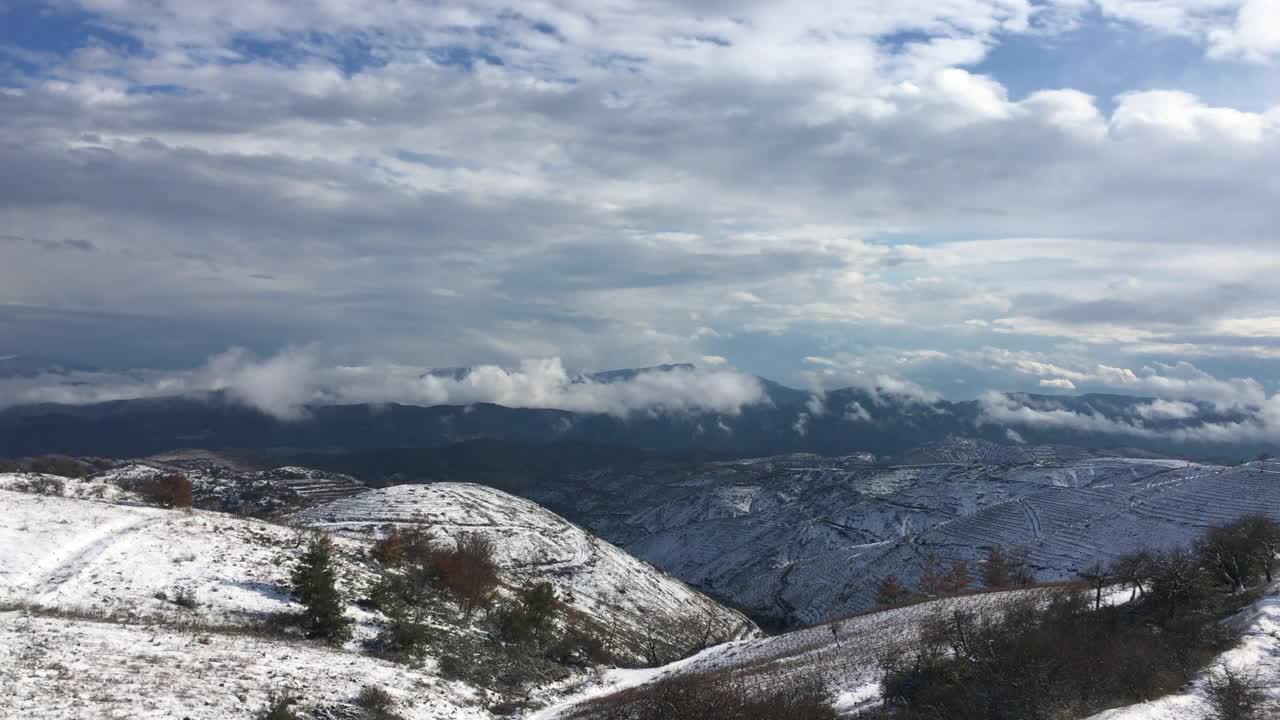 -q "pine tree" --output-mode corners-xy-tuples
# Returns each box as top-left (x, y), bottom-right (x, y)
(498, 581), (558, 645)
(291, 534), (352, 642)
